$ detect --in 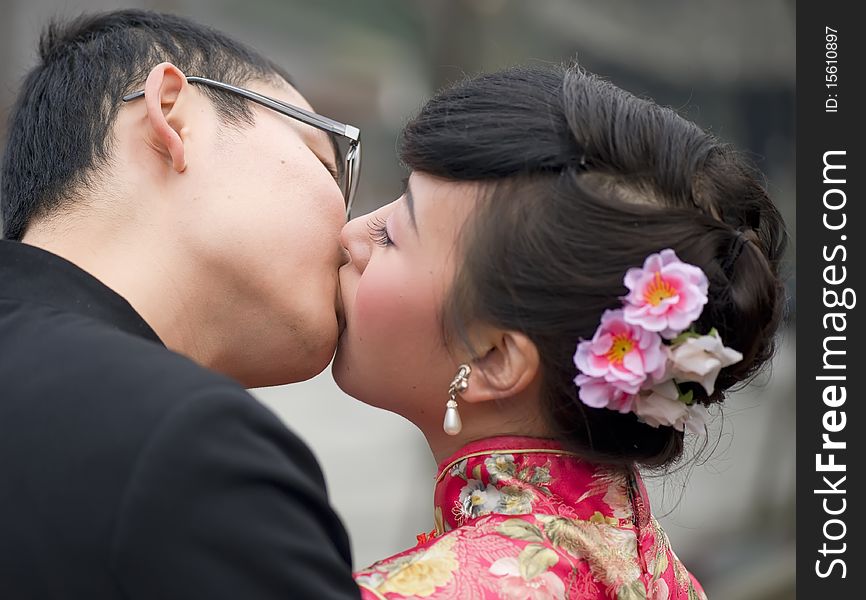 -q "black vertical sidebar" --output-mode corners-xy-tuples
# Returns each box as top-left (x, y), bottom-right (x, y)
(797, 0), (865, 596)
